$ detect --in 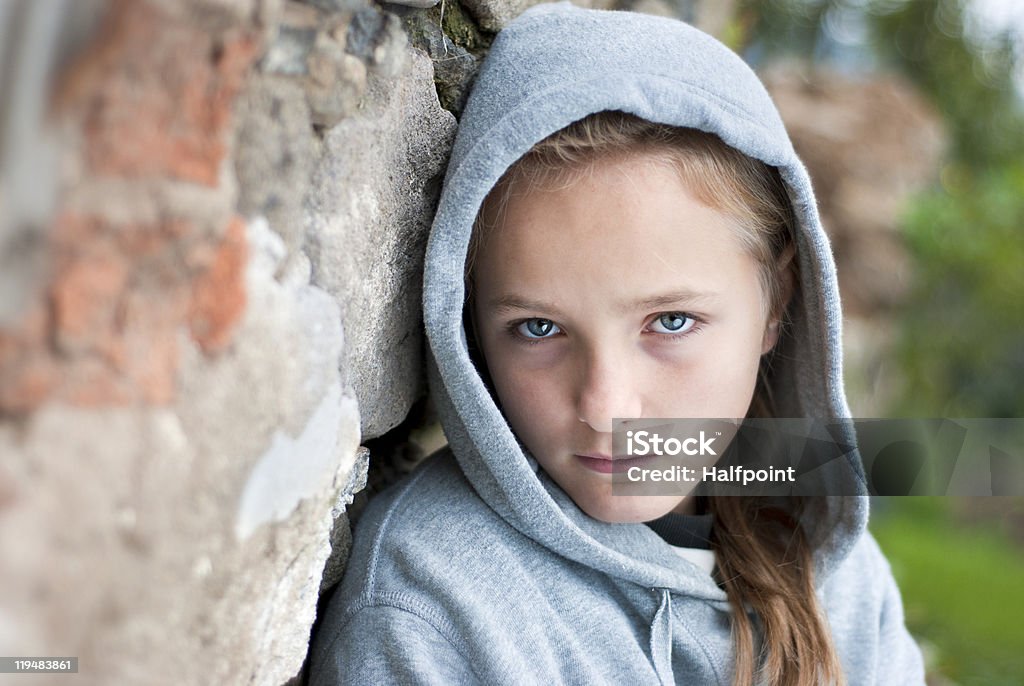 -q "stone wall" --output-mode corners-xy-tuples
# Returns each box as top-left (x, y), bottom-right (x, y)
(0, 0), (449, 683)
(0, 0), (722, 683)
